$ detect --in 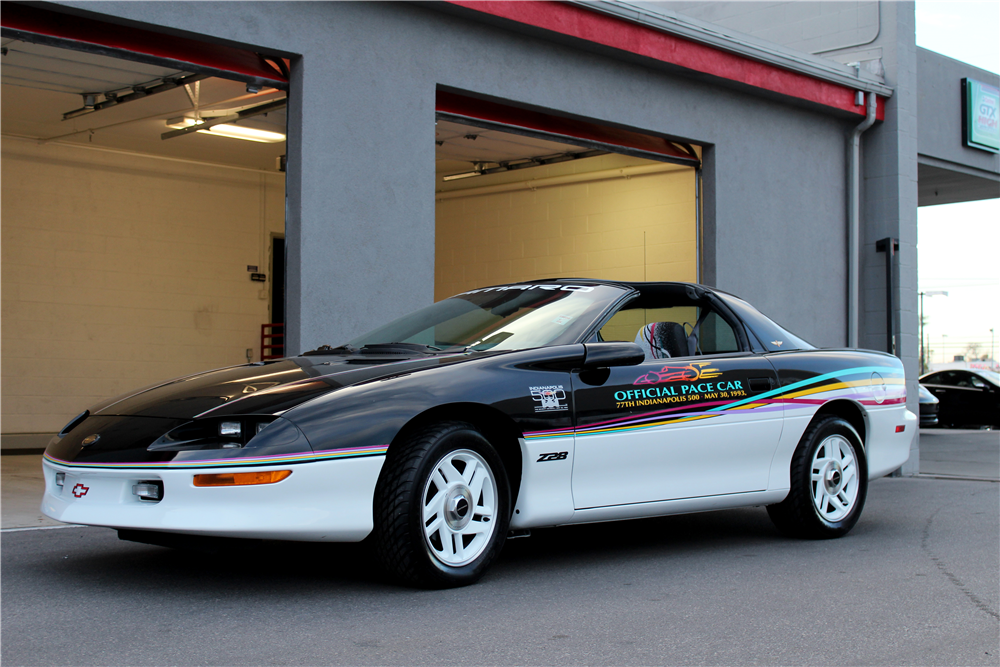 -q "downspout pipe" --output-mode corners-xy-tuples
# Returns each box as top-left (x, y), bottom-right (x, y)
(847, 92), (878, 348)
